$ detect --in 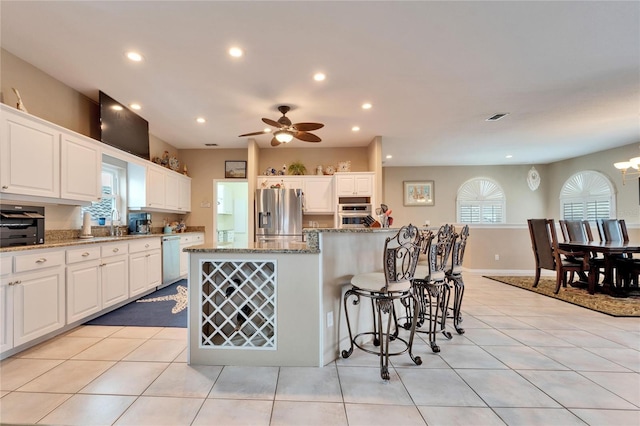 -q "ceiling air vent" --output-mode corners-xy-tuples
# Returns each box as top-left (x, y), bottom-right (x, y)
(486, 113), (509, 121)
(204, 143), (218, 147)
